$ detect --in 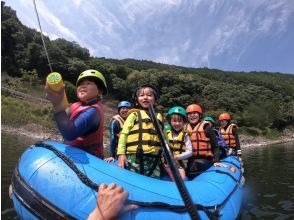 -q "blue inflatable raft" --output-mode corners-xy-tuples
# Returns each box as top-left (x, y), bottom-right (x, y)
(12, 141), (244, 219)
